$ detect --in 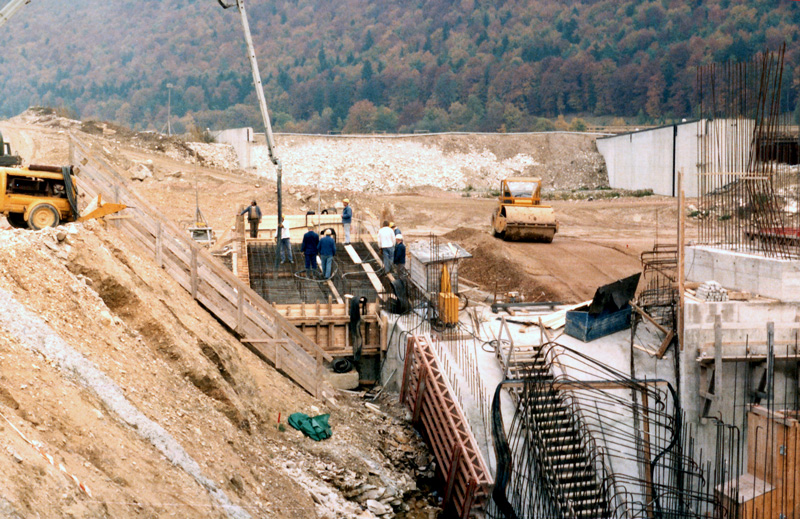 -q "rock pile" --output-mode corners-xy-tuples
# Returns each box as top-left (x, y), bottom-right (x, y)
(245, 133), (606, 192)
(274, 393), (442, 519)
(251, 138), (539, 192)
